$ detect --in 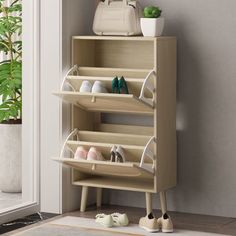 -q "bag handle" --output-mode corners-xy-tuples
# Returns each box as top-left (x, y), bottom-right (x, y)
(104, 0), (128, 6)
